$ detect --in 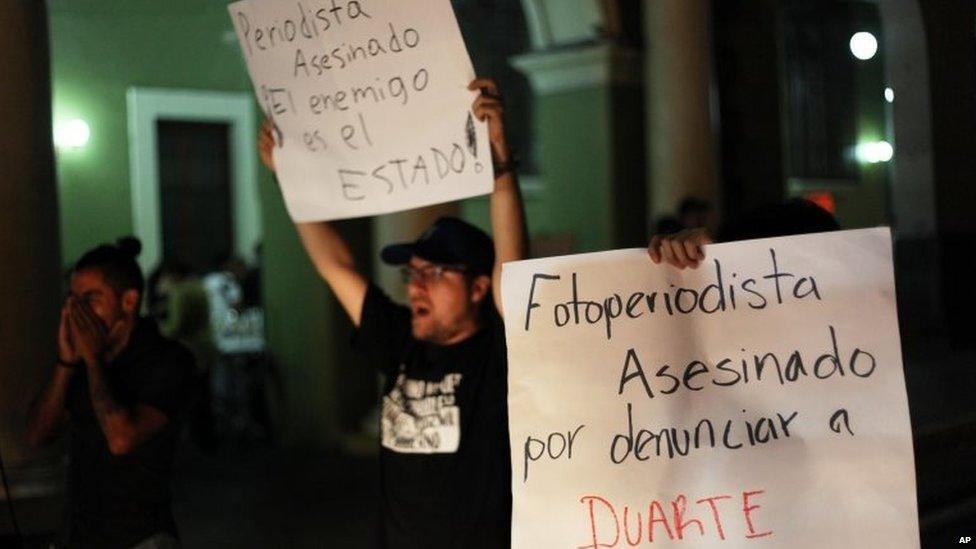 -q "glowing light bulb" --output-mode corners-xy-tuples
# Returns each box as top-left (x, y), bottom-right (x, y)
(856, 141), (893, 164)
(849, 32), (878, 61)
(884, 87), (894, 103)
(875, 141), (893, 162)
(54, 119), (91, 150)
